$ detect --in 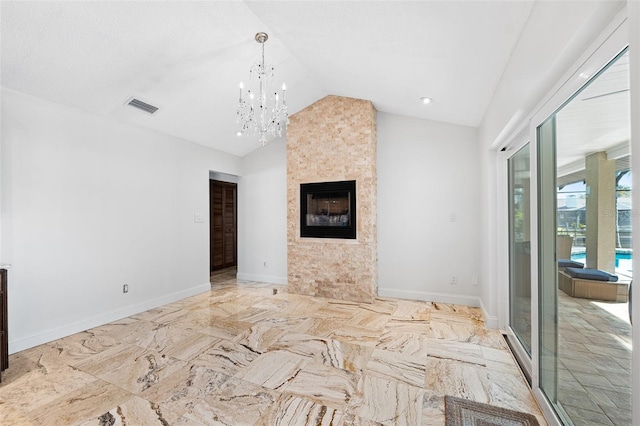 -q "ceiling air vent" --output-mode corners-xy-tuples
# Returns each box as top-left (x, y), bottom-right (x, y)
(126, 97), (159, 114)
